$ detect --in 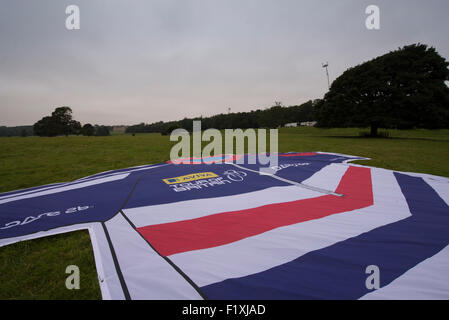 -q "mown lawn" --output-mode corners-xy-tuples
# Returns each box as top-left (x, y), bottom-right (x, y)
(0, 127), (448, 299)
